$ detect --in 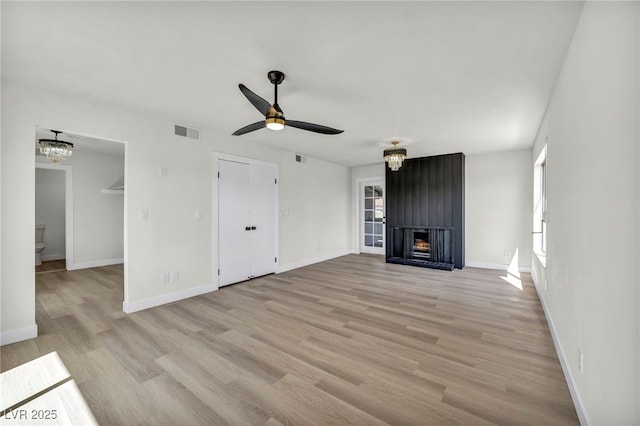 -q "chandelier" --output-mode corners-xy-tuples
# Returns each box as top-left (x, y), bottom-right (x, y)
(39, 130), (73, 163)
(383, 141), (407, 171)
